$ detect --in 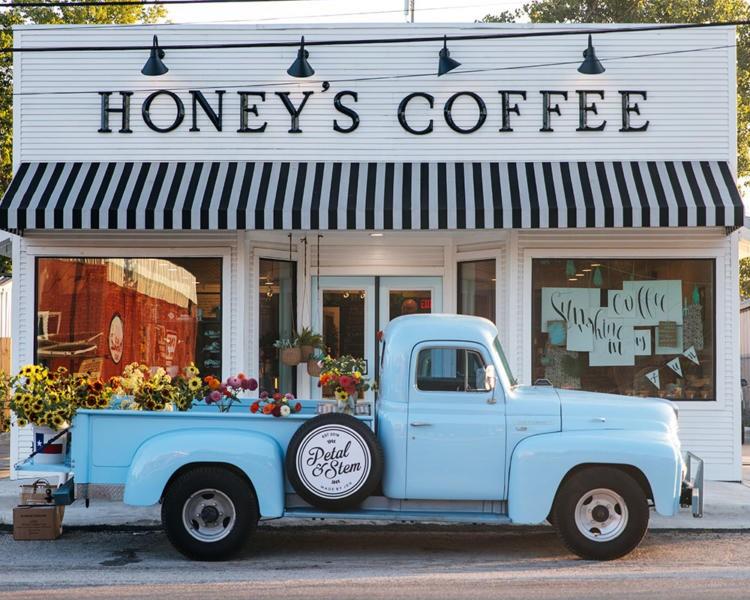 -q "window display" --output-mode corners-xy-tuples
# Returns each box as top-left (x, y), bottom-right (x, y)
(532, 258), (714, 401)
(35, 257), (222, 379)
